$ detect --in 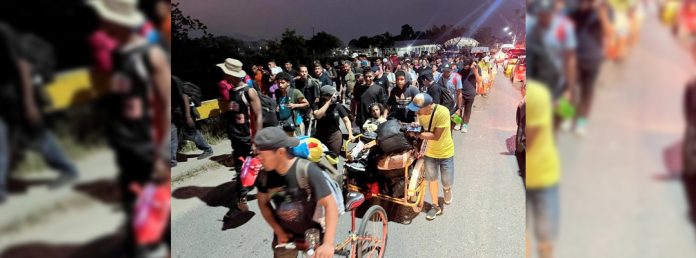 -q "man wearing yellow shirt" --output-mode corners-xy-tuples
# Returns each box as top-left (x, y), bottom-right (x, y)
(407, 93), (455, 220)
(525, 80), (561, 258)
